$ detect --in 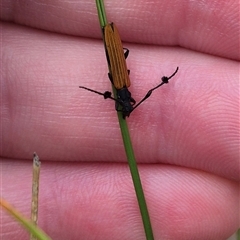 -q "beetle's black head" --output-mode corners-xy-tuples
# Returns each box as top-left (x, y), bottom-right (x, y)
(116, 87), (136, 119)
